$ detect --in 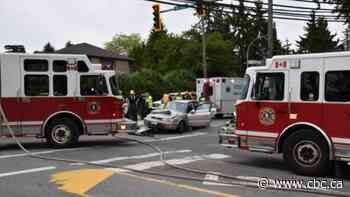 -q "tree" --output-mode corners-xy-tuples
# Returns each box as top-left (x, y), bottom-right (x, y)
(43, 42), (55, 53)
(117, 69), (168, 99)
(226, 0), (283, 75)
(297, 12), (339, 53)
(206, 32), (237, 77)
(105, 34), (142, 55)
(65, 41), (74, 48)
(163, 69), (196, 92)
(281, 39), (294, 55)
(317, 1), (350, 25)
